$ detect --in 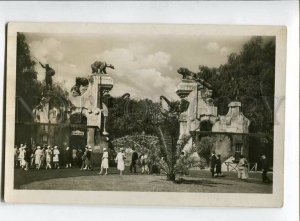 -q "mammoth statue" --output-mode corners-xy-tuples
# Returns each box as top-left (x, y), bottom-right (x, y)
(91, 61), (115, 75)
